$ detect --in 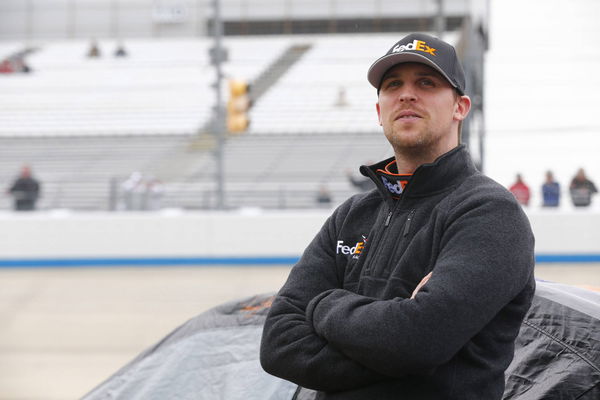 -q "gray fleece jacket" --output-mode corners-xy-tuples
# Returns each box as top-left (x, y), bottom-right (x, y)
(260, 145), (535, 400)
